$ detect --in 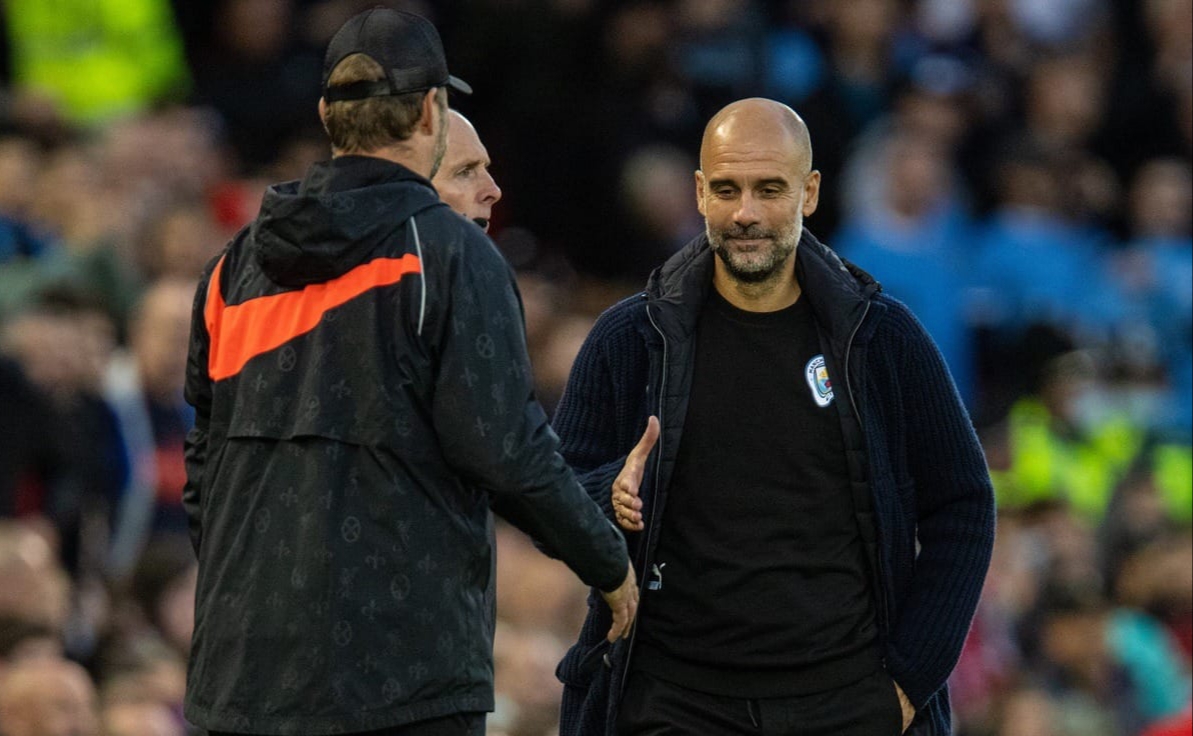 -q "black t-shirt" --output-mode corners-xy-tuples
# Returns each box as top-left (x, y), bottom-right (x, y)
(634, 289), (879, 697)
